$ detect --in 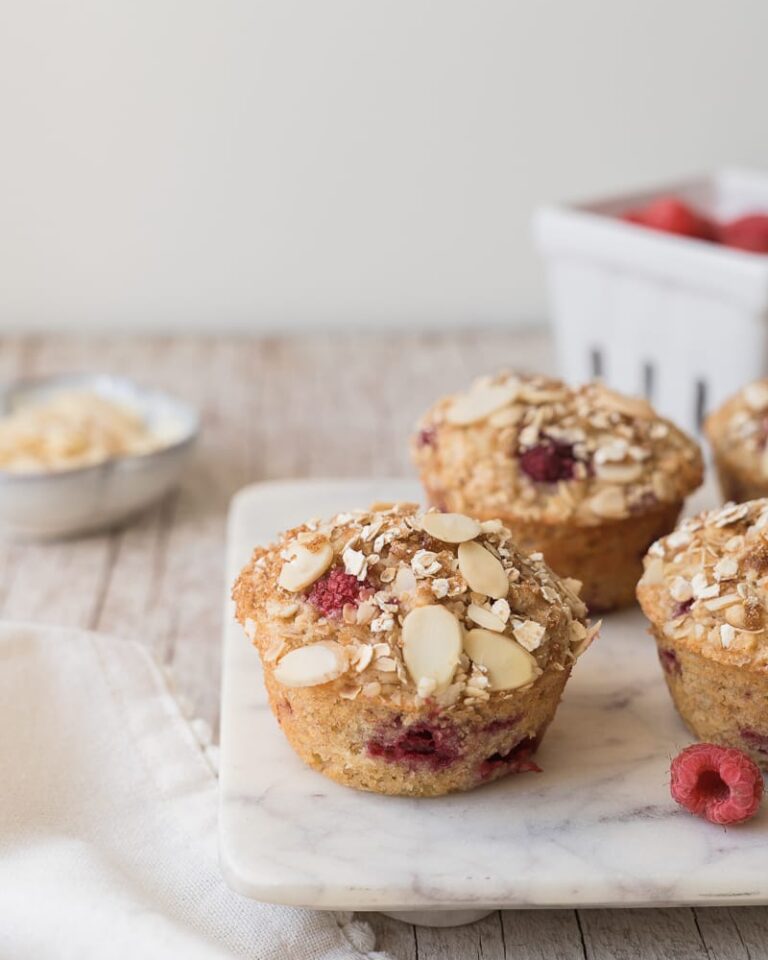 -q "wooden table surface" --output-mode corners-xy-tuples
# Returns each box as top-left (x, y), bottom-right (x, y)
(5, 332), (767, 960)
